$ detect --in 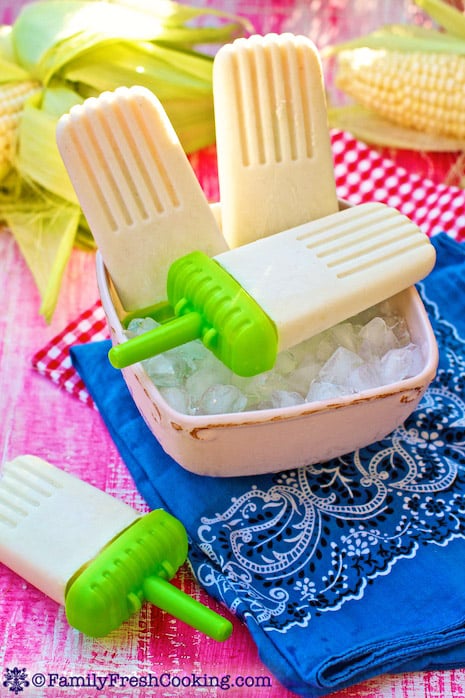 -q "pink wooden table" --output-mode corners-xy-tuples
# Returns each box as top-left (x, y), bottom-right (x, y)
(2, 1), (465, 696)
